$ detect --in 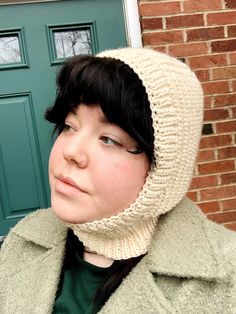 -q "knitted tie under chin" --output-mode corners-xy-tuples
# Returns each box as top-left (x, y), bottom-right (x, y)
(67, 48), (203, 260)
